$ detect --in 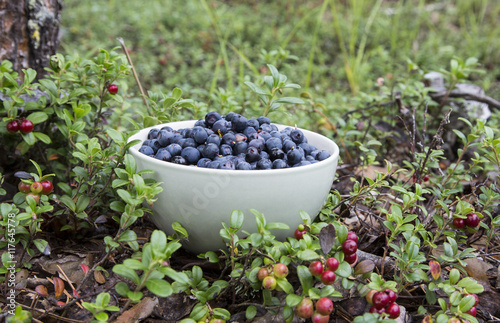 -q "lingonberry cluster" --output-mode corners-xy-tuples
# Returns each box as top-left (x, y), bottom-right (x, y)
(342, 231), (359, 265)
(294, 224), (307, 240)
(6, 119), (34, 134)
(366, 289), (400, 319)
(309, 256), (339, 285)
(19, 180), (53, 204)
(295, 297), (334, 322)
(257, 263), (289, 291)
(451, 212), (481, 230)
